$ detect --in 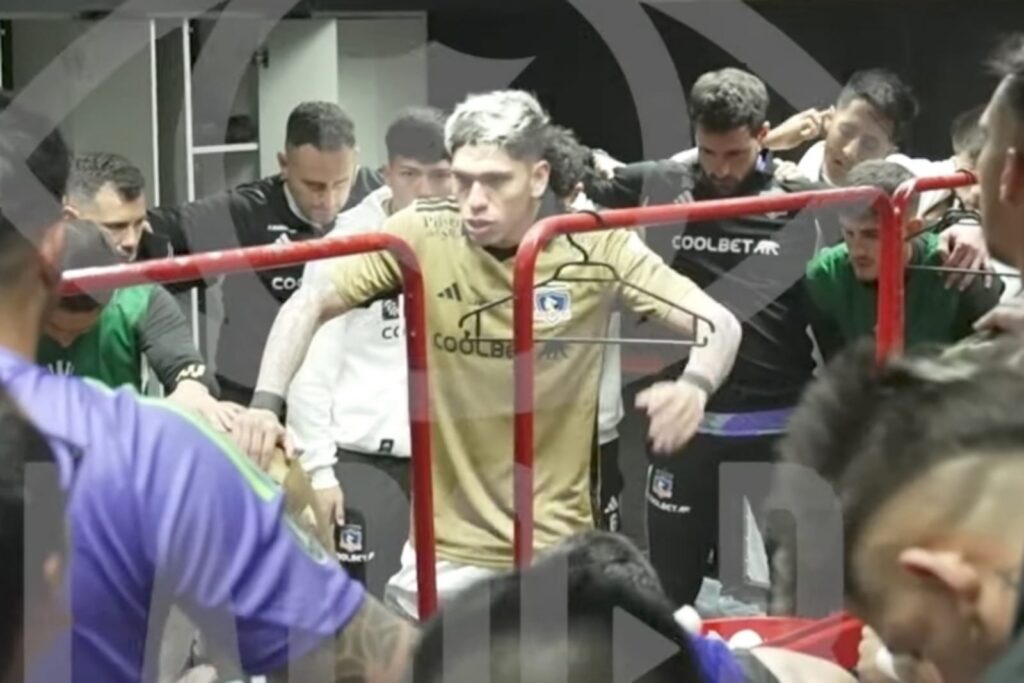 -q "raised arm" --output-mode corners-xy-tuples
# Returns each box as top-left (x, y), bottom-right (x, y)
(608, 230), (742, 454)
(146, 187), (249, 256)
